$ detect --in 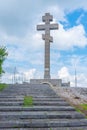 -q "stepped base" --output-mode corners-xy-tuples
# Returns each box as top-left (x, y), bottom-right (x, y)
(0, 84), (87, 129)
